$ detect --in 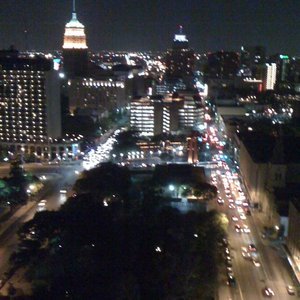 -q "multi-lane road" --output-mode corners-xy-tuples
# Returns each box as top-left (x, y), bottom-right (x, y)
(210, 162), (298, 300)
